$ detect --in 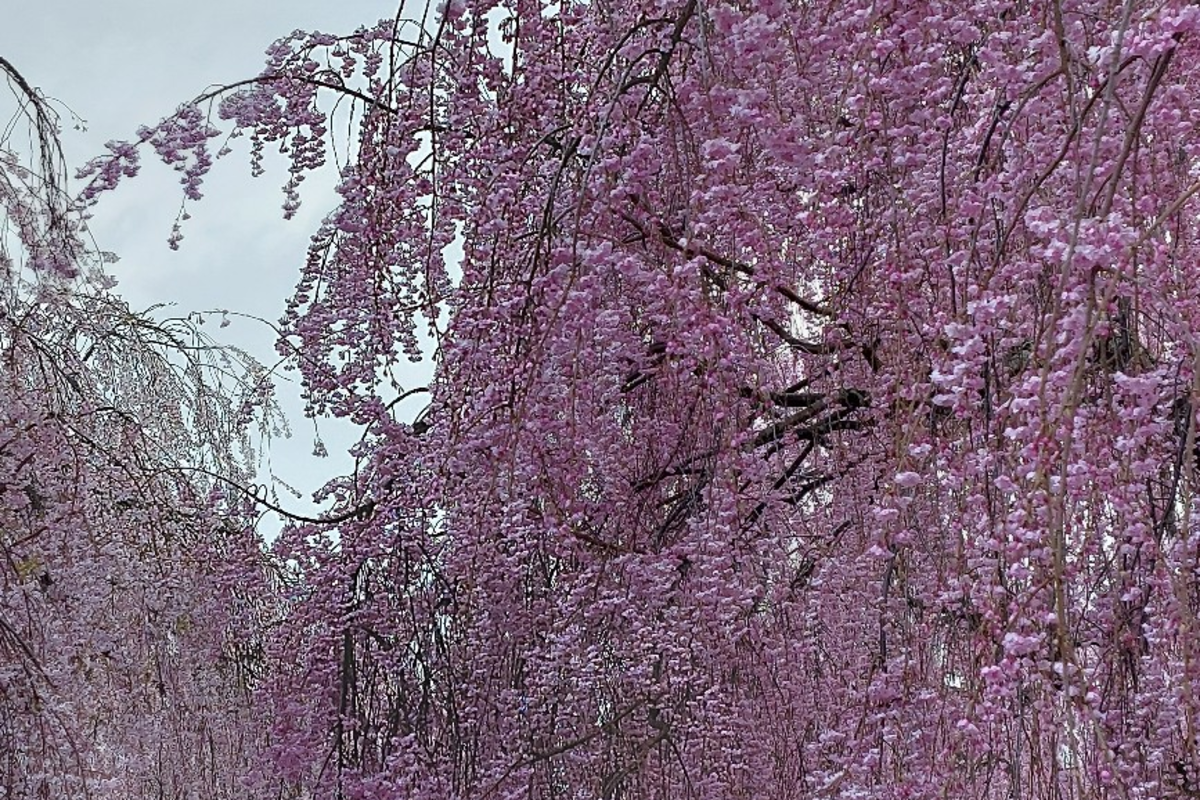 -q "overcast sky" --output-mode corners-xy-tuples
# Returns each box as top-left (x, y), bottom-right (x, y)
(2, 1), (418, 528)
